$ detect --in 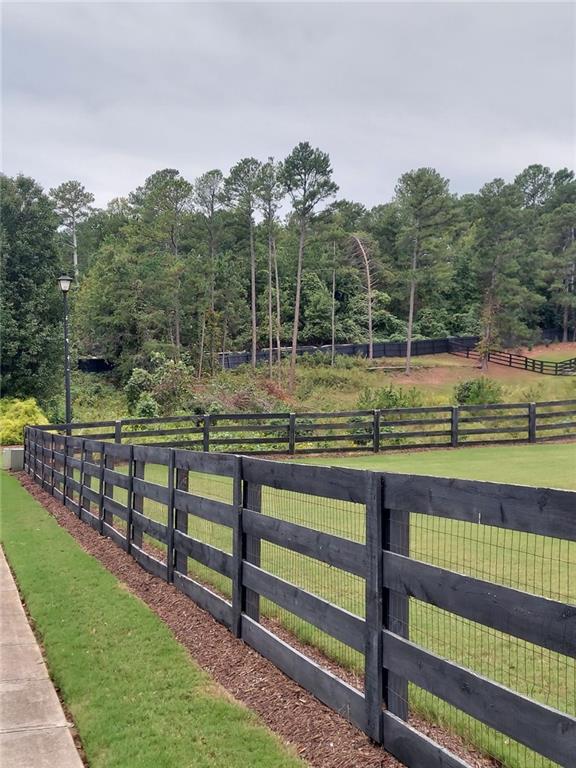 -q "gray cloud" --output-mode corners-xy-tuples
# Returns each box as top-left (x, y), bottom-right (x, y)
(2, 2), (574, 207)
